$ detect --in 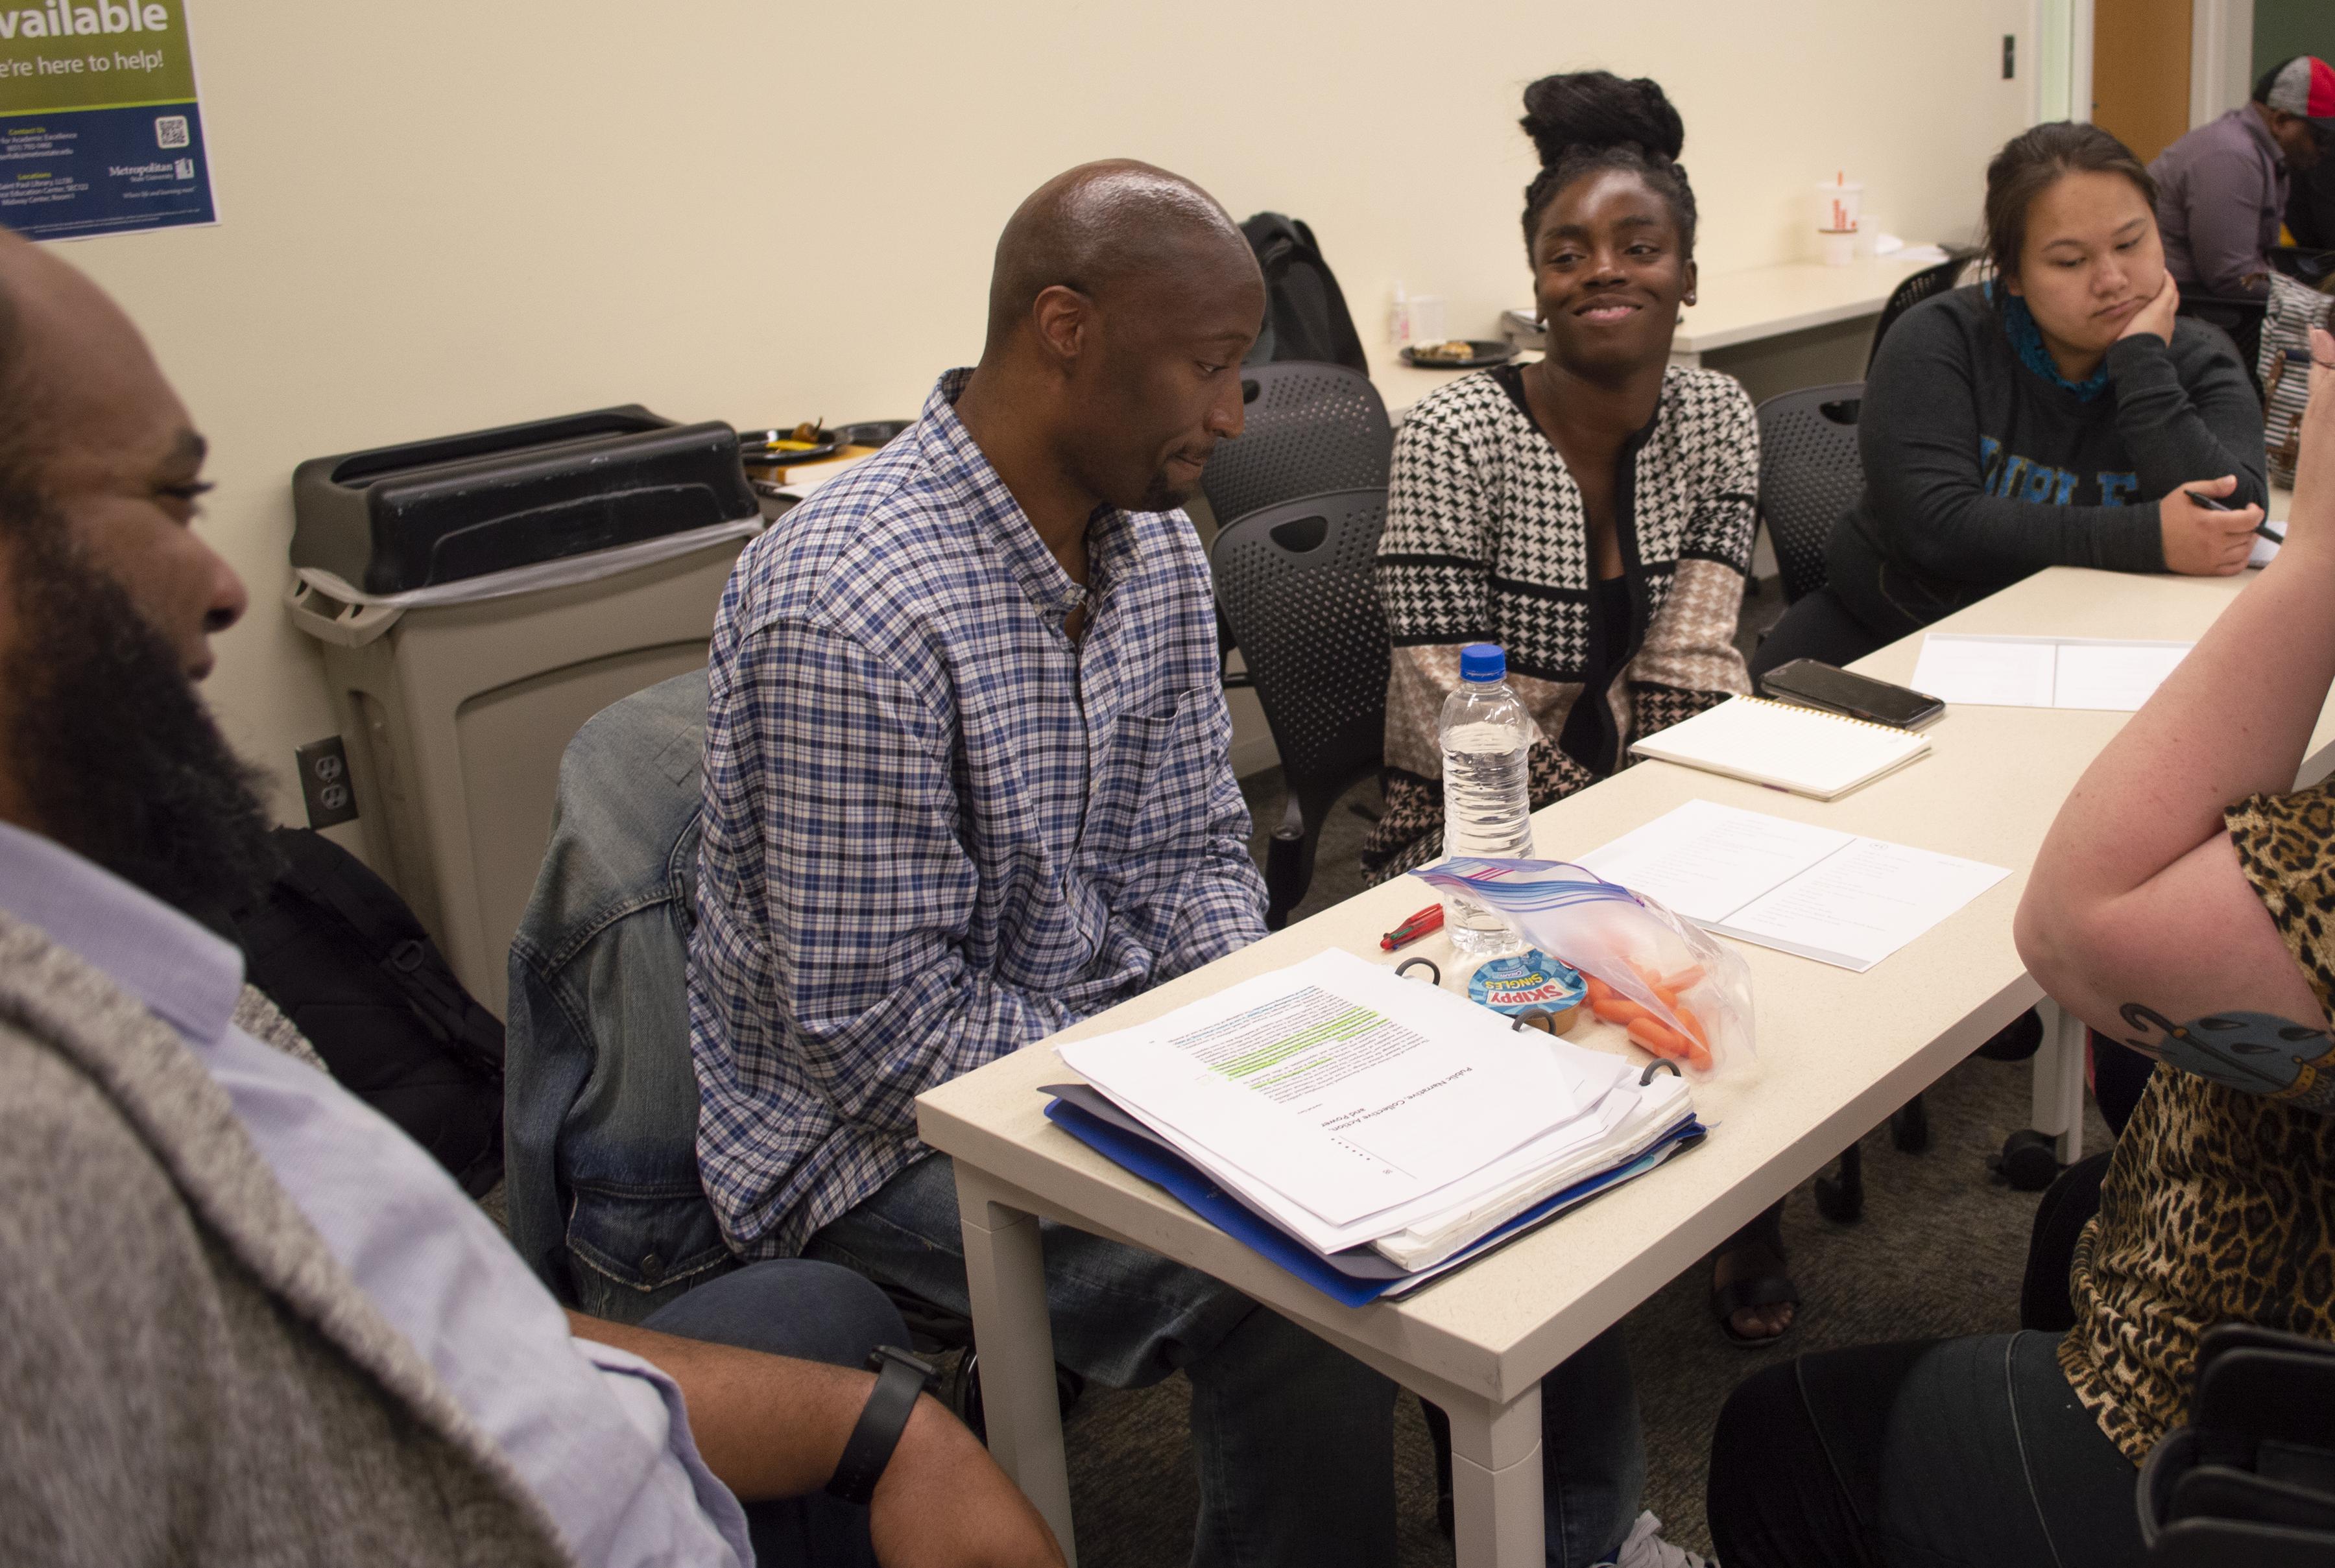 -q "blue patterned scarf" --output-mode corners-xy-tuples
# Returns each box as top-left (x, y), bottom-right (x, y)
(1988, 280), (2111, 402)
